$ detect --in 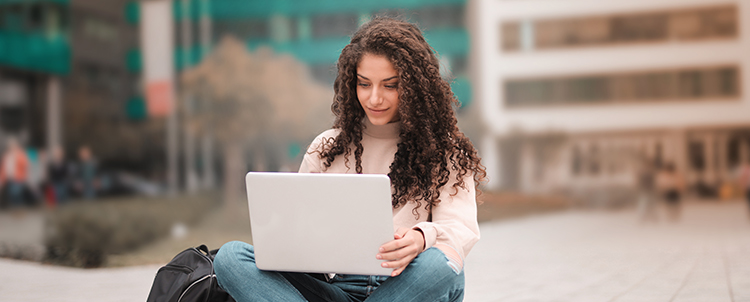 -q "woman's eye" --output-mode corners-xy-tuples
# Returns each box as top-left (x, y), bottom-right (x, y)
(357, 83), (370, 88)
(385, 85), (398, 89)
